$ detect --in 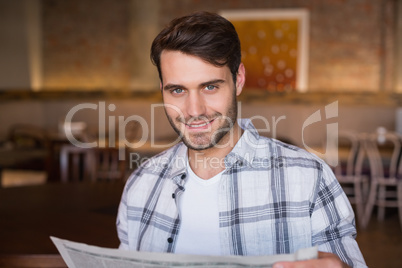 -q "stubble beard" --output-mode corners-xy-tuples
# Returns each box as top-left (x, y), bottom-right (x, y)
(165, 93), (237, 151)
